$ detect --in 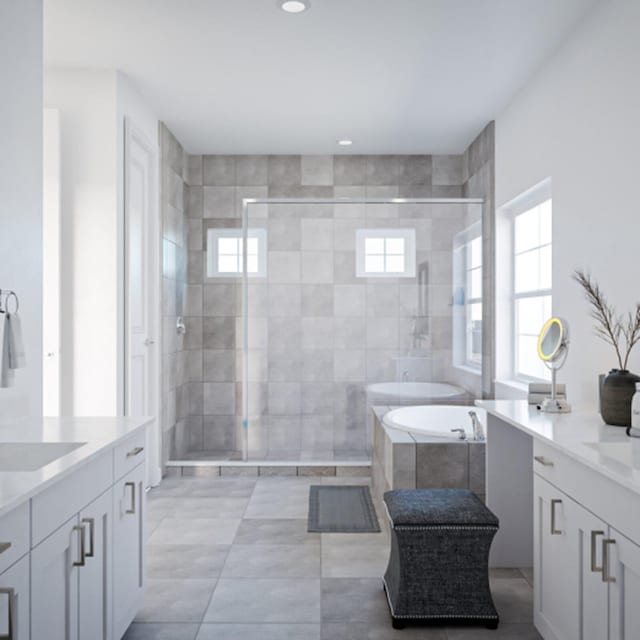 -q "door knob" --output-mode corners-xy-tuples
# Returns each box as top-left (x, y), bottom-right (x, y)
(144, 338), (155, 346)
